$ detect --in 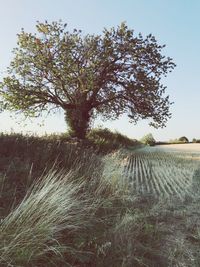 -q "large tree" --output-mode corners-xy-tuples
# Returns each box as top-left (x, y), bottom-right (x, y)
(0, 21), (175, 138)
